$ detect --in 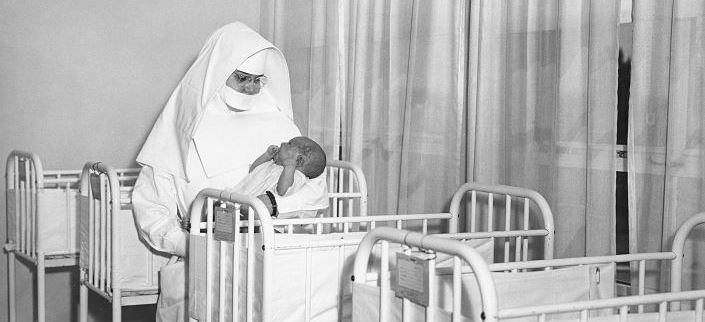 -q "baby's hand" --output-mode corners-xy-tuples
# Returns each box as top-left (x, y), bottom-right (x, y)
(266, 145), (279, 158)
(277, 147), (299, 166)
